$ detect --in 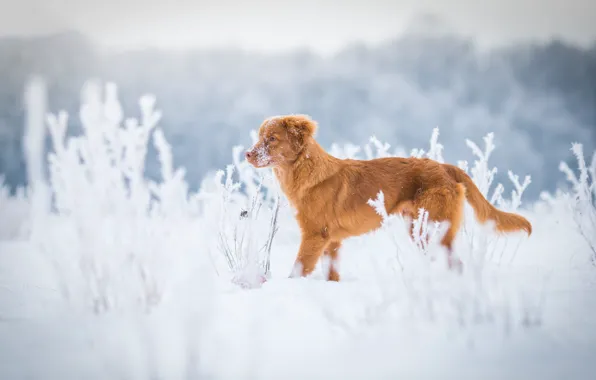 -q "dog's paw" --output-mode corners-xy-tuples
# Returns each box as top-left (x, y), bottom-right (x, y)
(288, 271), (301, 279)
(288, 262), (304, 278)
(327, 270), (340, 282)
